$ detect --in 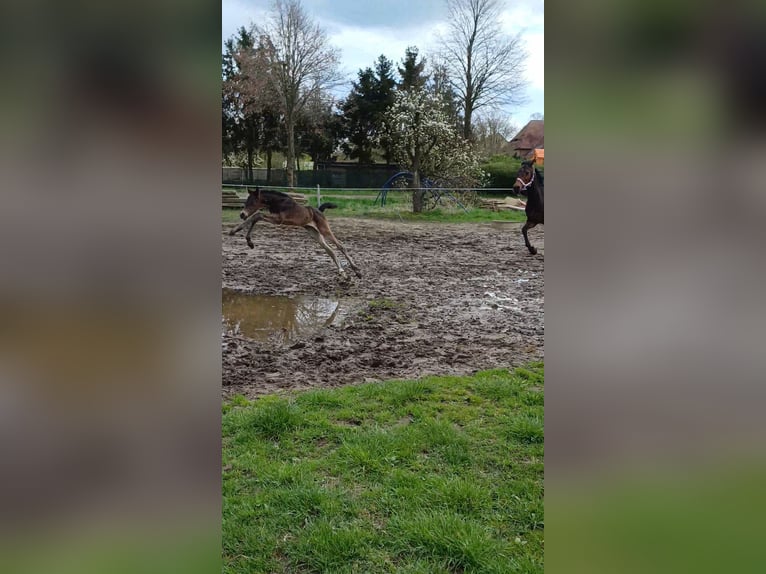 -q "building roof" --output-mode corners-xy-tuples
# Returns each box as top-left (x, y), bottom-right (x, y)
(509, 120), (544, 151)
